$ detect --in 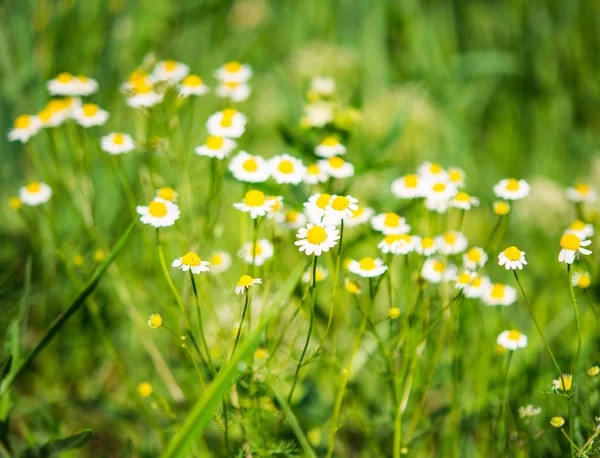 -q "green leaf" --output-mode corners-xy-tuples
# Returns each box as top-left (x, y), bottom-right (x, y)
(160, 261), (306, 458)
(0, 355), (12, 382)
(20, 429), (92, 458)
